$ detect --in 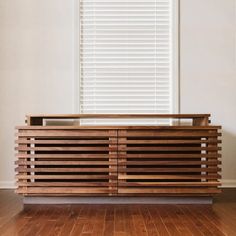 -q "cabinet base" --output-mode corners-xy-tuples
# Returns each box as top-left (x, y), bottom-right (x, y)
(23, 196), (213, 204)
